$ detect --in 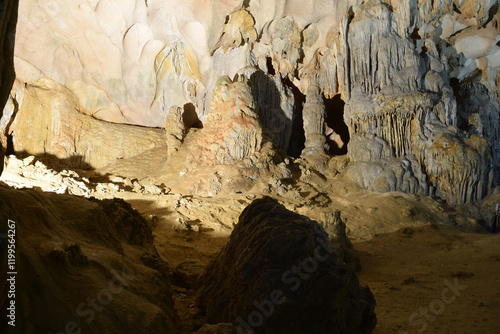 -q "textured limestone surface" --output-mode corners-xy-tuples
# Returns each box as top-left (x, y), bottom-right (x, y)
(187, 75), (263, 167)
(0, 185), (178, 333)
(2, 79), (167, 169)
(4, 0), (500, 204)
